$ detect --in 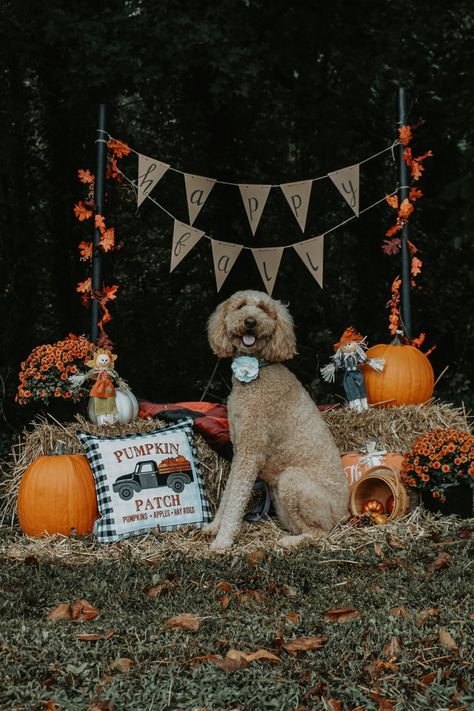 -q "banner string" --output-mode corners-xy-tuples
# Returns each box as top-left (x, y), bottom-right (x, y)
(115, 163), (408, 250)
(102, 130), (399, 188)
